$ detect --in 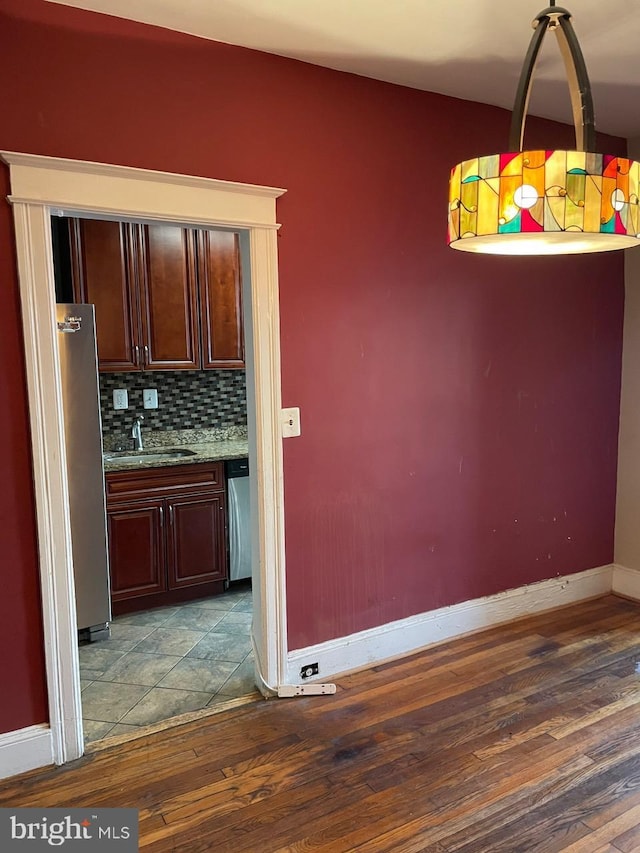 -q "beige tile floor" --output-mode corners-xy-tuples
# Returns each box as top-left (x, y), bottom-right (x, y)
(79, 582), (257, 744)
